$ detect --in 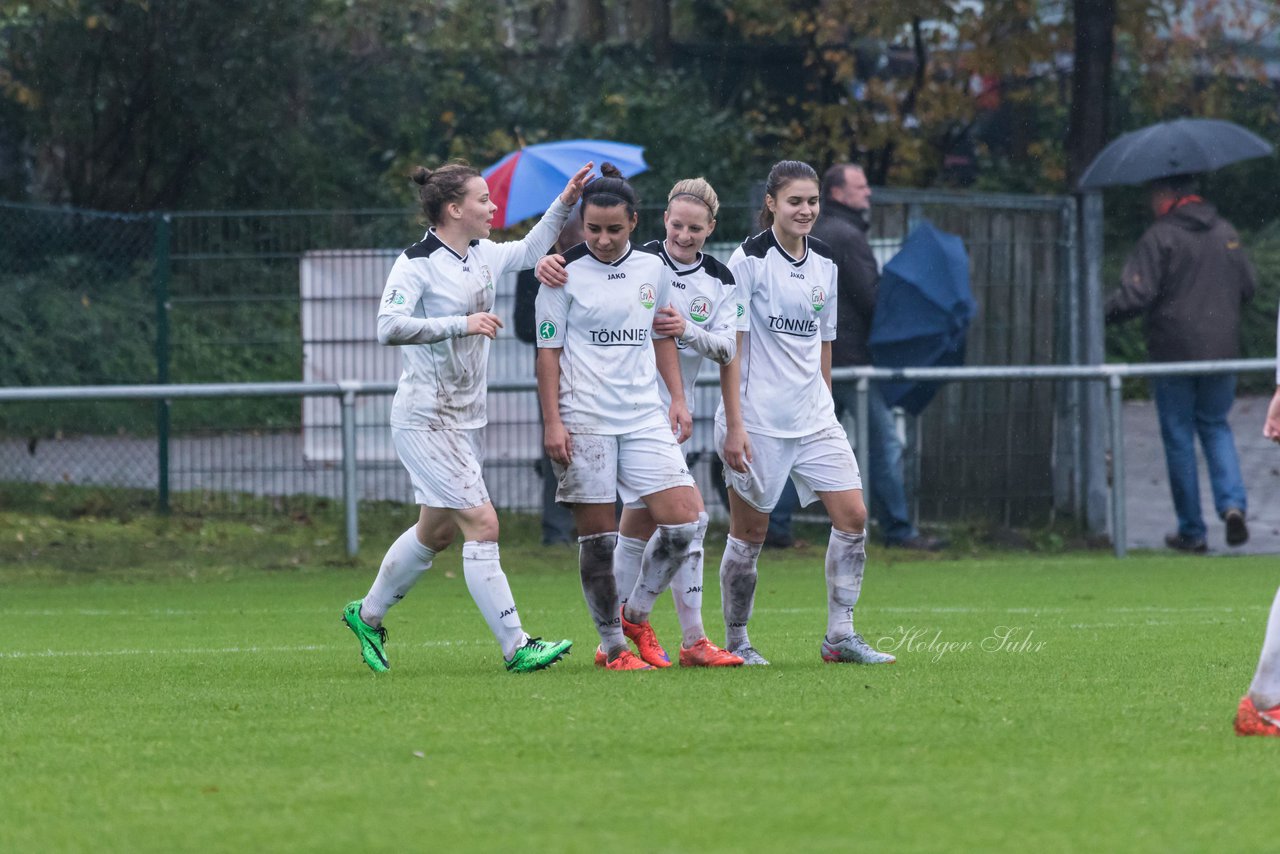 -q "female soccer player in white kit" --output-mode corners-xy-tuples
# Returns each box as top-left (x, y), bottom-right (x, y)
(535, 164), (704, 671)
(1235, 306), (1280, 734)
(538, 178), (744, 668)
(716, 160), (895, 666)
(341, 159), (591, 674)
